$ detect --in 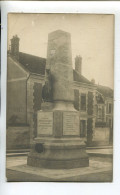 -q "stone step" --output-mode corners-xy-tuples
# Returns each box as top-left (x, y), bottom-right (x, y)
(7, 152), (29, 157)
